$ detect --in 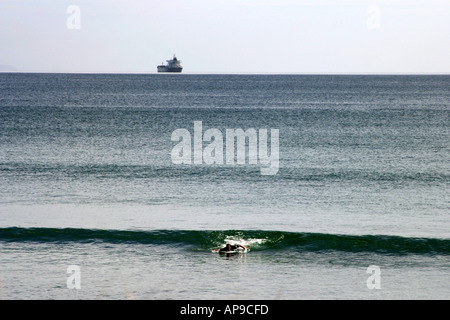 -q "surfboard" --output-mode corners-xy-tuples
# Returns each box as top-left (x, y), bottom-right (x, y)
(215, 247), (247, 254)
